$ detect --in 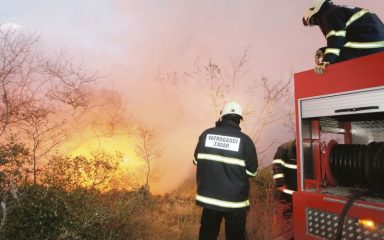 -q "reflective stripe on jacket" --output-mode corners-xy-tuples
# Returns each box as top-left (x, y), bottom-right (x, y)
(193, 119), (258, 212)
